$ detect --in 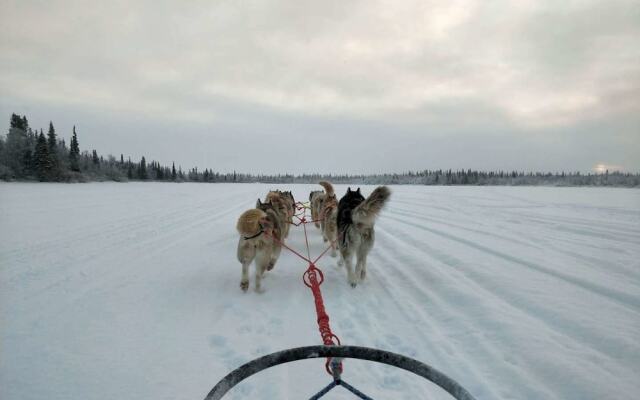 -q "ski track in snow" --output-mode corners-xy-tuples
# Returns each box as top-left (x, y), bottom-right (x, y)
(1, 183), (639, 400)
